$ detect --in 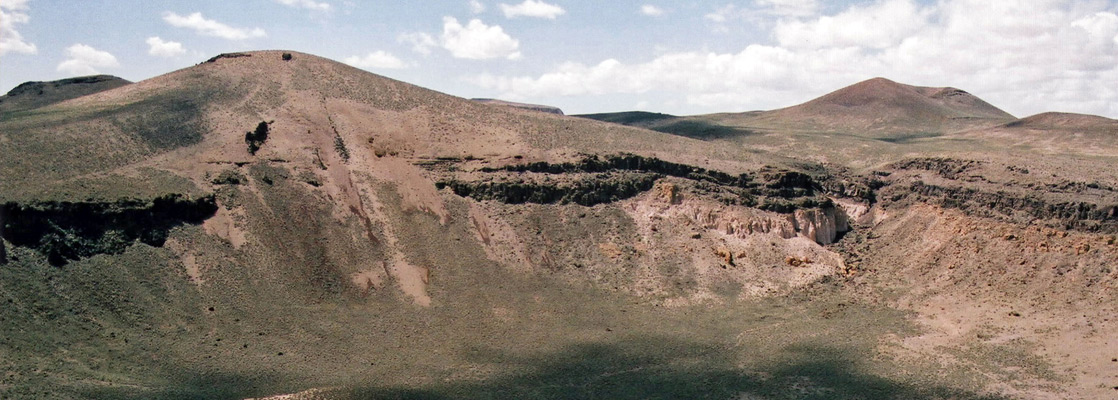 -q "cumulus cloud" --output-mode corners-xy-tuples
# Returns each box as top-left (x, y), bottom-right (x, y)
(273, 0), (332, 12)
(1072, 12), (1118, 45)
(500, 0), (565, 19)
(469, 0), (486, 14)
(163, 12), (266, 40)
(440, 17), (521, 60)
(640, 5), (665, 17)
(344, 51), (408, 69)
(774, 0), (930, 49)
(399, 32), (438, 55)
(146, 37), (186, 57)
(56, 44), (119, 76)
(398, 32), (438, 55)
(0, 0), (37, 55)
(470, 0), (1118, 117)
